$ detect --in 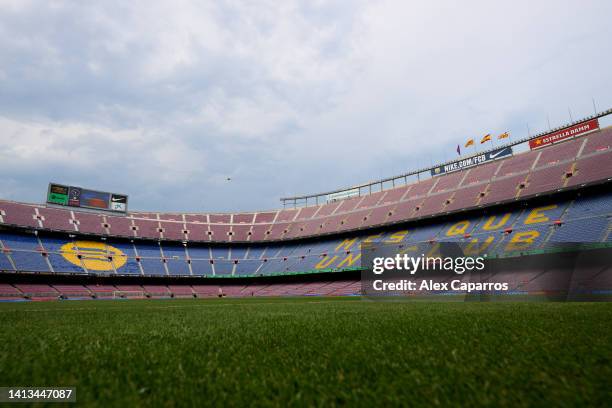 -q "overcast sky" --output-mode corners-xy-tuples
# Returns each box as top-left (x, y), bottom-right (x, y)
(0, 0), (610, 212)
